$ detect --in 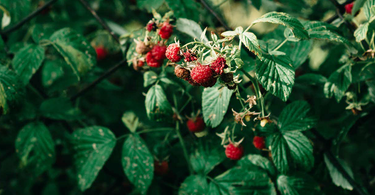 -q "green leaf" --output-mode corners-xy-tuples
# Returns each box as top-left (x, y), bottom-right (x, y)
(15, 122), (55, 176)
(283, 40), (313, 69)
(0, 65), (22, 114)
(145, 84), (173, 121)
(252, 12), (309, 39)
(202, 84), (232, 127)
(165, 0), (201, 21)
(179, 175), (208, 195)
(364, 0), (375, 20)
(122, 134), (154, 194)
(71, 126), (116, 191)
(121, 111), (139, 133)
(256, 55), (295, 101)
(176, 18), (208, 42)
(353, 0), (368, 17)
(278, 101), (316, 132)
(324, 155), (354, 190)
(12, 44), (45, 85)
(252, 0), (262, 10)
(39, 97), (81, 120)
(50, 28), (96, 80)
(271, 131), (314, 174)
(190, 140), (225, 175)
(277, 174), (320, 195)
(144, 71), (158, 87)
(324, 65), (352, 102)
(354, 22), (369, 42)
(137, 0), (164, 11)
(240, 31), (262, 56)
(238, 154), (277, 177)
(296, 73), (328, 85)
